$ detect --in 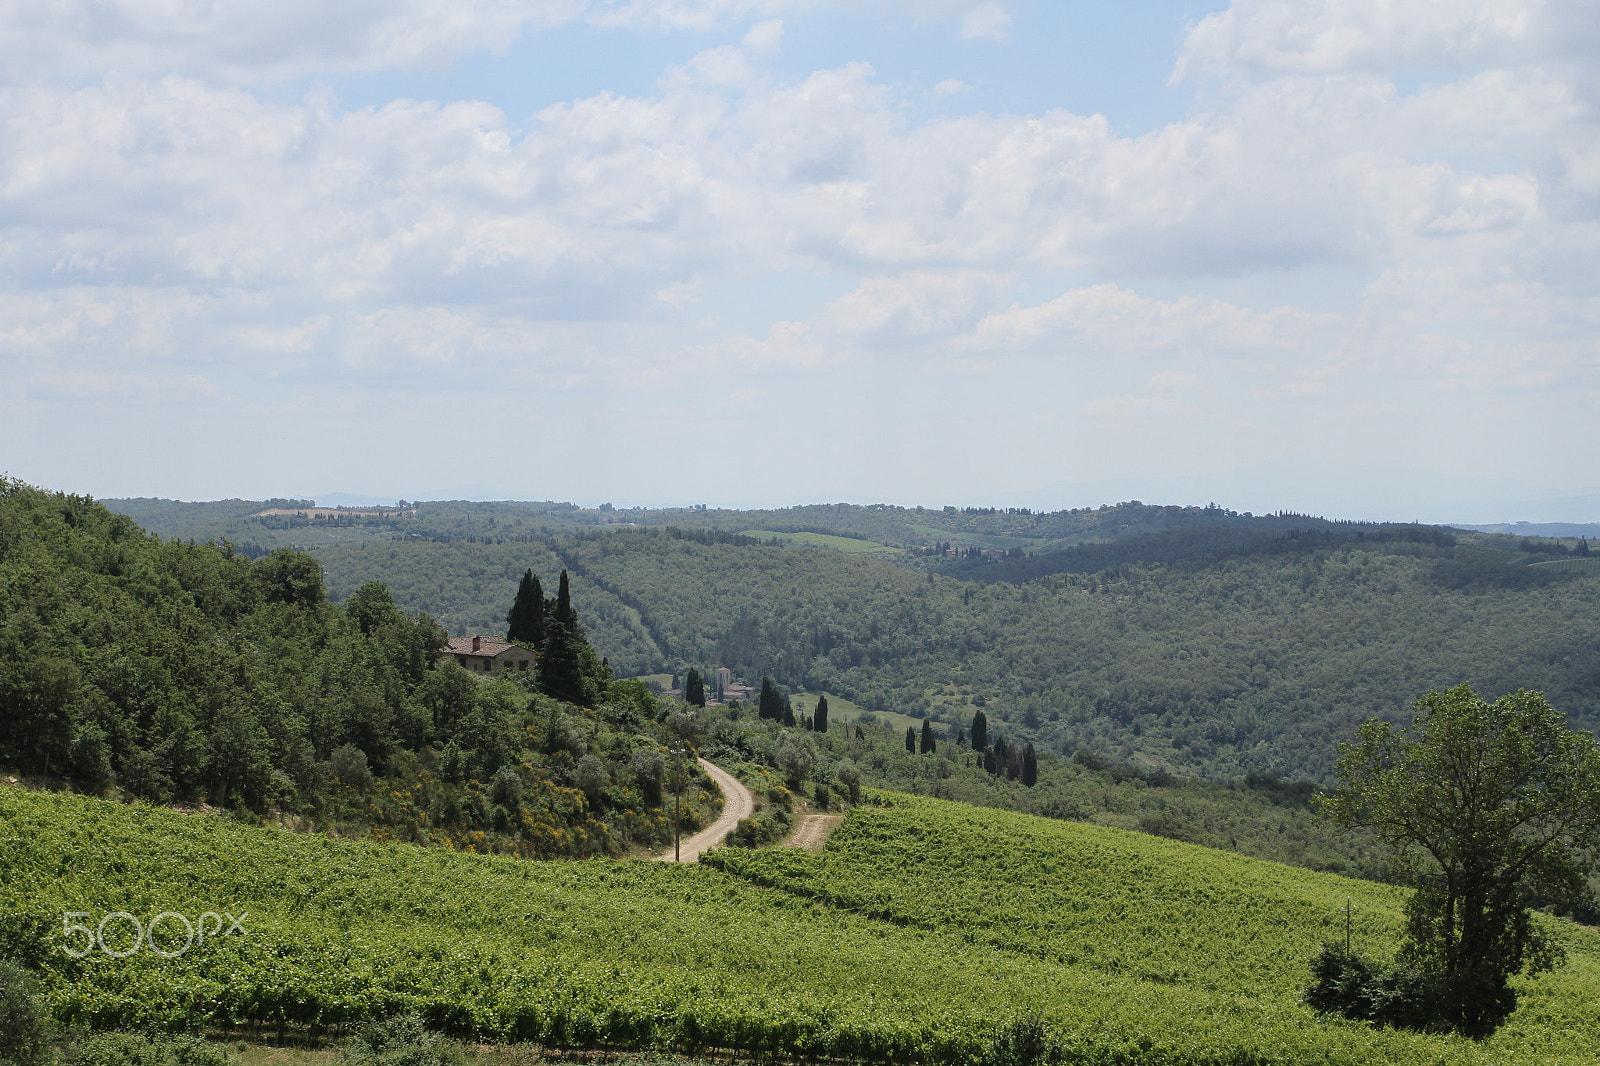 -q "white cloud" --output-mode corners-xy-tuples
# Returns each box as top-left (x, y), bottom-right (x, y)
(3, 0), (1599, 506)
(742, 18), (784, 52)
(960, 284), (1336, 358)
(0, 1), (1013, 85)
(959, 2), (1011, 41)
(1174, 0), (1546, 80)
